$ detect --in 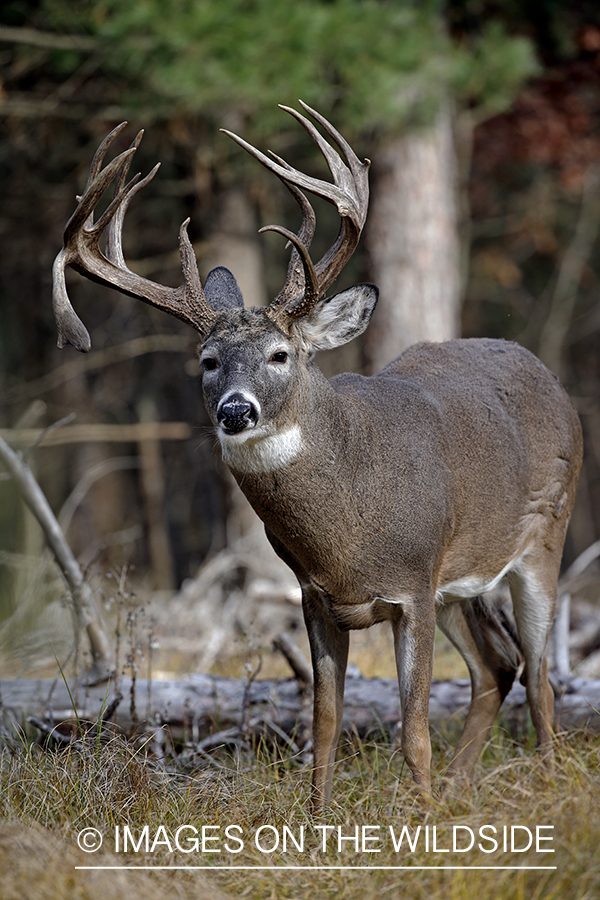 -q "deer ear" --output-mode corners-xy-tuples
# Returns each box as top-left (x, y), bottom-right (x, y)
(292, 284), (378, 351)
(204, 266), (244, 311)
